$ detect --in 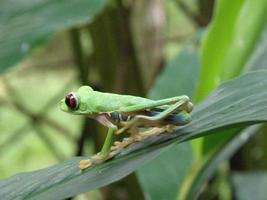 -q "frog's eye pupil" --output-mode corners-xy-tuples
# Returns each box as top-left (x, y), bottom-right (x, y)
(65, 92), (79, 109)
